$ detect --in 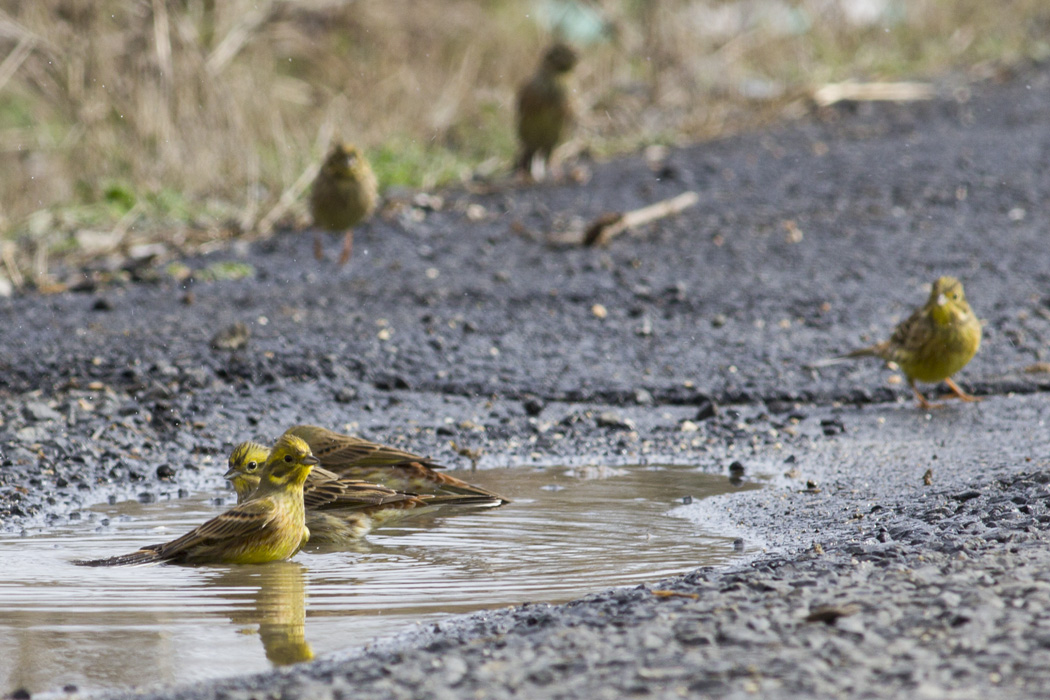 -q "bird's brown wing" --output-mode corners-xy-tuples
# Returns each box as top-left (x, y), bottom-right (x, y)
(149, 498), (280, 560)
(304, 470), (426, 511)
(76, 498), (281, 567)
(882, 303), (935, 364)
(844, 302), (929, 363)
(346, 462), (510, 502)
(287, 424), (509, 503)
(285, 424), (444, 470)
